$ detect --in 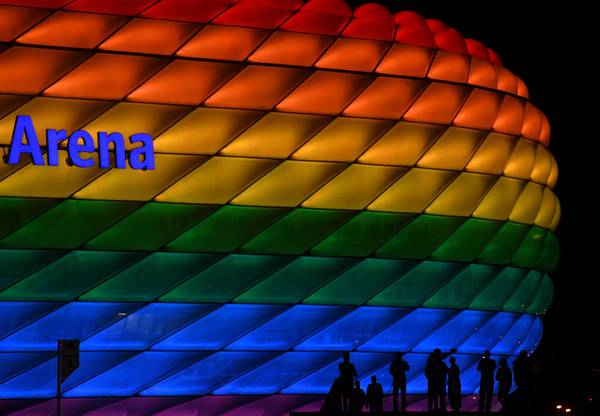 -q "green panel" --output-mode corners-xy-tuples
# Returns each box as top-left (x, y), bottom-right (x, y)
(375, 215), (465, 259)
(0, 199), (141, 249)
(0, 251), (145, 301)
(527, 274), (553, 315)
(86, 203), (216, 251)
(368, 261), (465, 307)
(0, 197), (60, 239)
(431, 219), (502, 262)
(311, 212), (415, 257)
(468, 267), (526, 311)
(235, 256), (358, 304)
(511, 227), (546, 268)
(80, 252), (221, 302)
(535, 232), (559, 271)
(160, 254), (292, 302)
(503, 270), (543, 312)
(423, 264), (500, 309)
(241, 209), (354, 255)
(477, 222), (530, 265)
(0, 249), (66, 290)
(304, 258), (416, 306)
(167, 206), (289, 253)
